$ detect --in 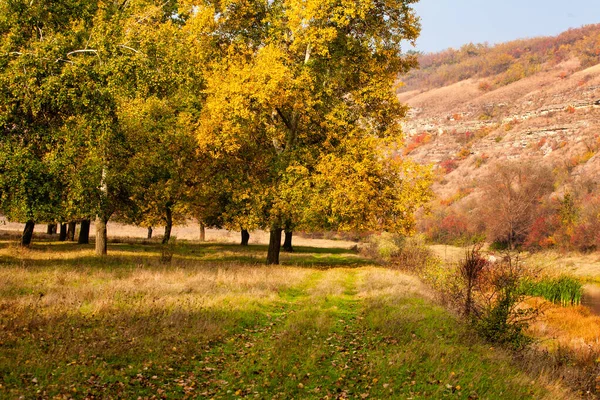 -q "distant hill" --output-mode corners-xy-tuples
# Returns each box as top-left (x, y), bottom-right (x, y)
(398, 25), (600, 247)
(401, 24), (600, 93)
